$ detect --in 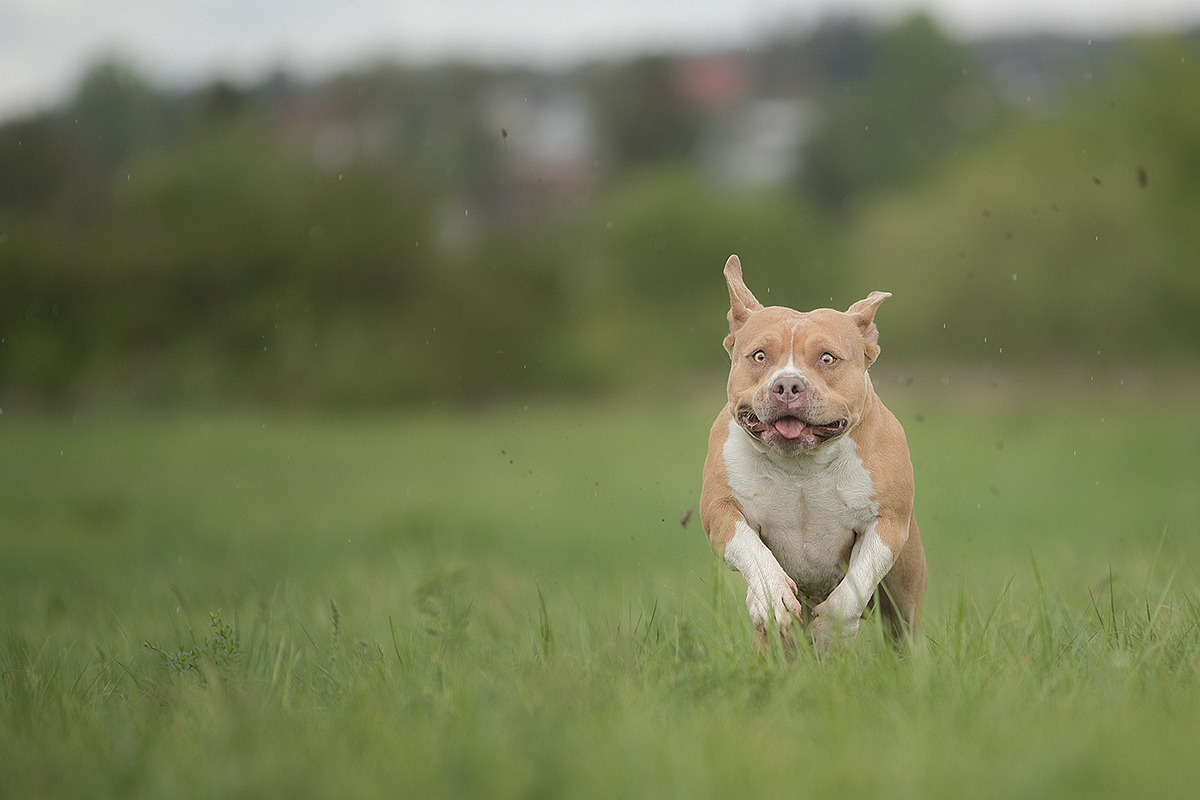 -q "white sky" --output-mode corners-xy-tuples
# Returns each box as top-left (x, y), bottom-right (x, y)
(2, 0), (1199, 122)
